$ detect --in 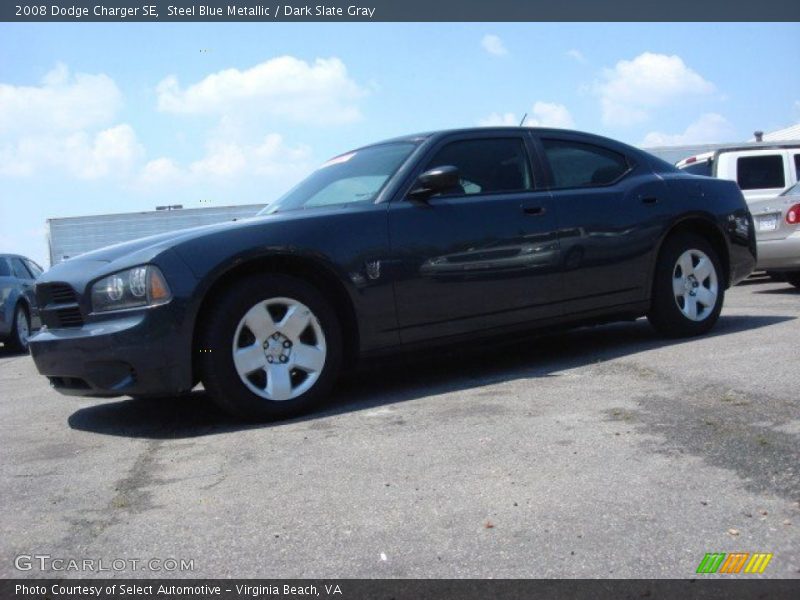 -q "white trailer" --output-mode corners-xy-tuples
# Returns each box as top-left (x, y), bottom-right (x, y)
(47, 204), (264, 266)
